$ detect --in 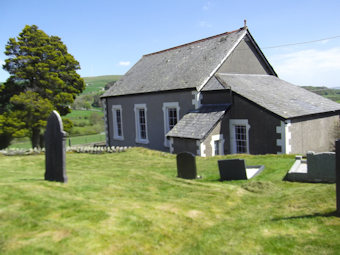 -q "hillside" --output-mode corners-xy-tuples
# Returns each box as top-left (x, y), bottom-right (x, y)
(303, 86), (340, 103)
(71, 75), (121, 110)
(83, 75), (122, 94)
(0, 148), (338, 254)
(63, 75), (121, 138)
